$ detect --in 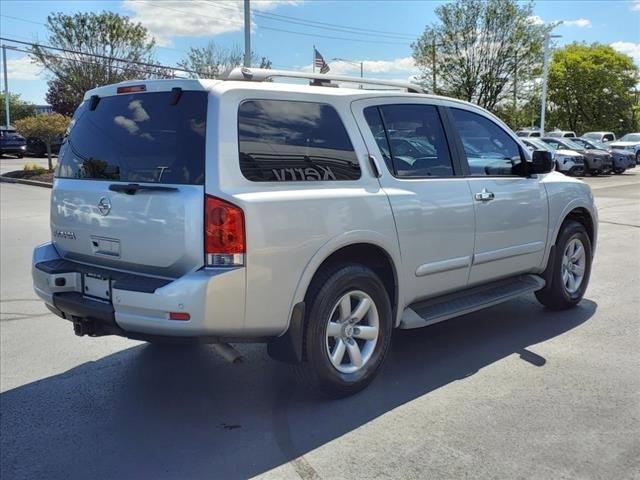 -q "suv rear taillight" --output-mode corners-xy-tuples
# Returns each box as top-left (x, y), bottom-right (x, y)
(205, 195), (245, 267)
